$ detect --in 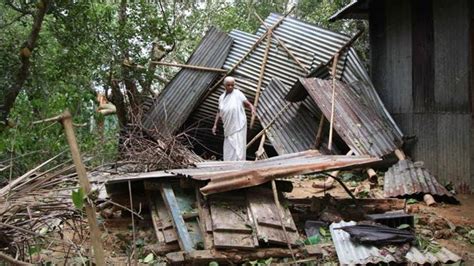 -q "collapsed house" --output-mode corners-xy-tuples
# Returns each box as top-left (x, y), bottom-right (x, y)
(101, 12), (464, 264)
(0, 9), (468, 265)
